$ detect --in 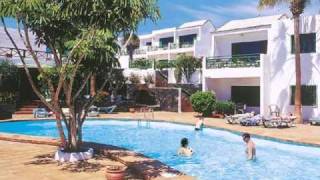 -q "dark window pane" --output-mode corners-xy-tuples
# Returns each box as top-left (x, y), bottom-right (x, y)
(179, 34), (197, 47)
(159, 37), (174, 48)
(231, 86), (260, 106)
(232, 40), (268, 56)
(146, 42), (152, 46)
(290, 85), (317, 106)
(291, 33), (316, 53)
